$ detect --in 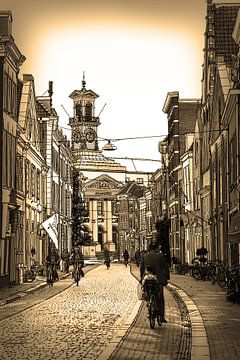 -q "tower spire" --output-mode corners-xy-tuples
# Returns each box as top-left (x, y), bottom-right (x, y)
(82, 71), (86, 90)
